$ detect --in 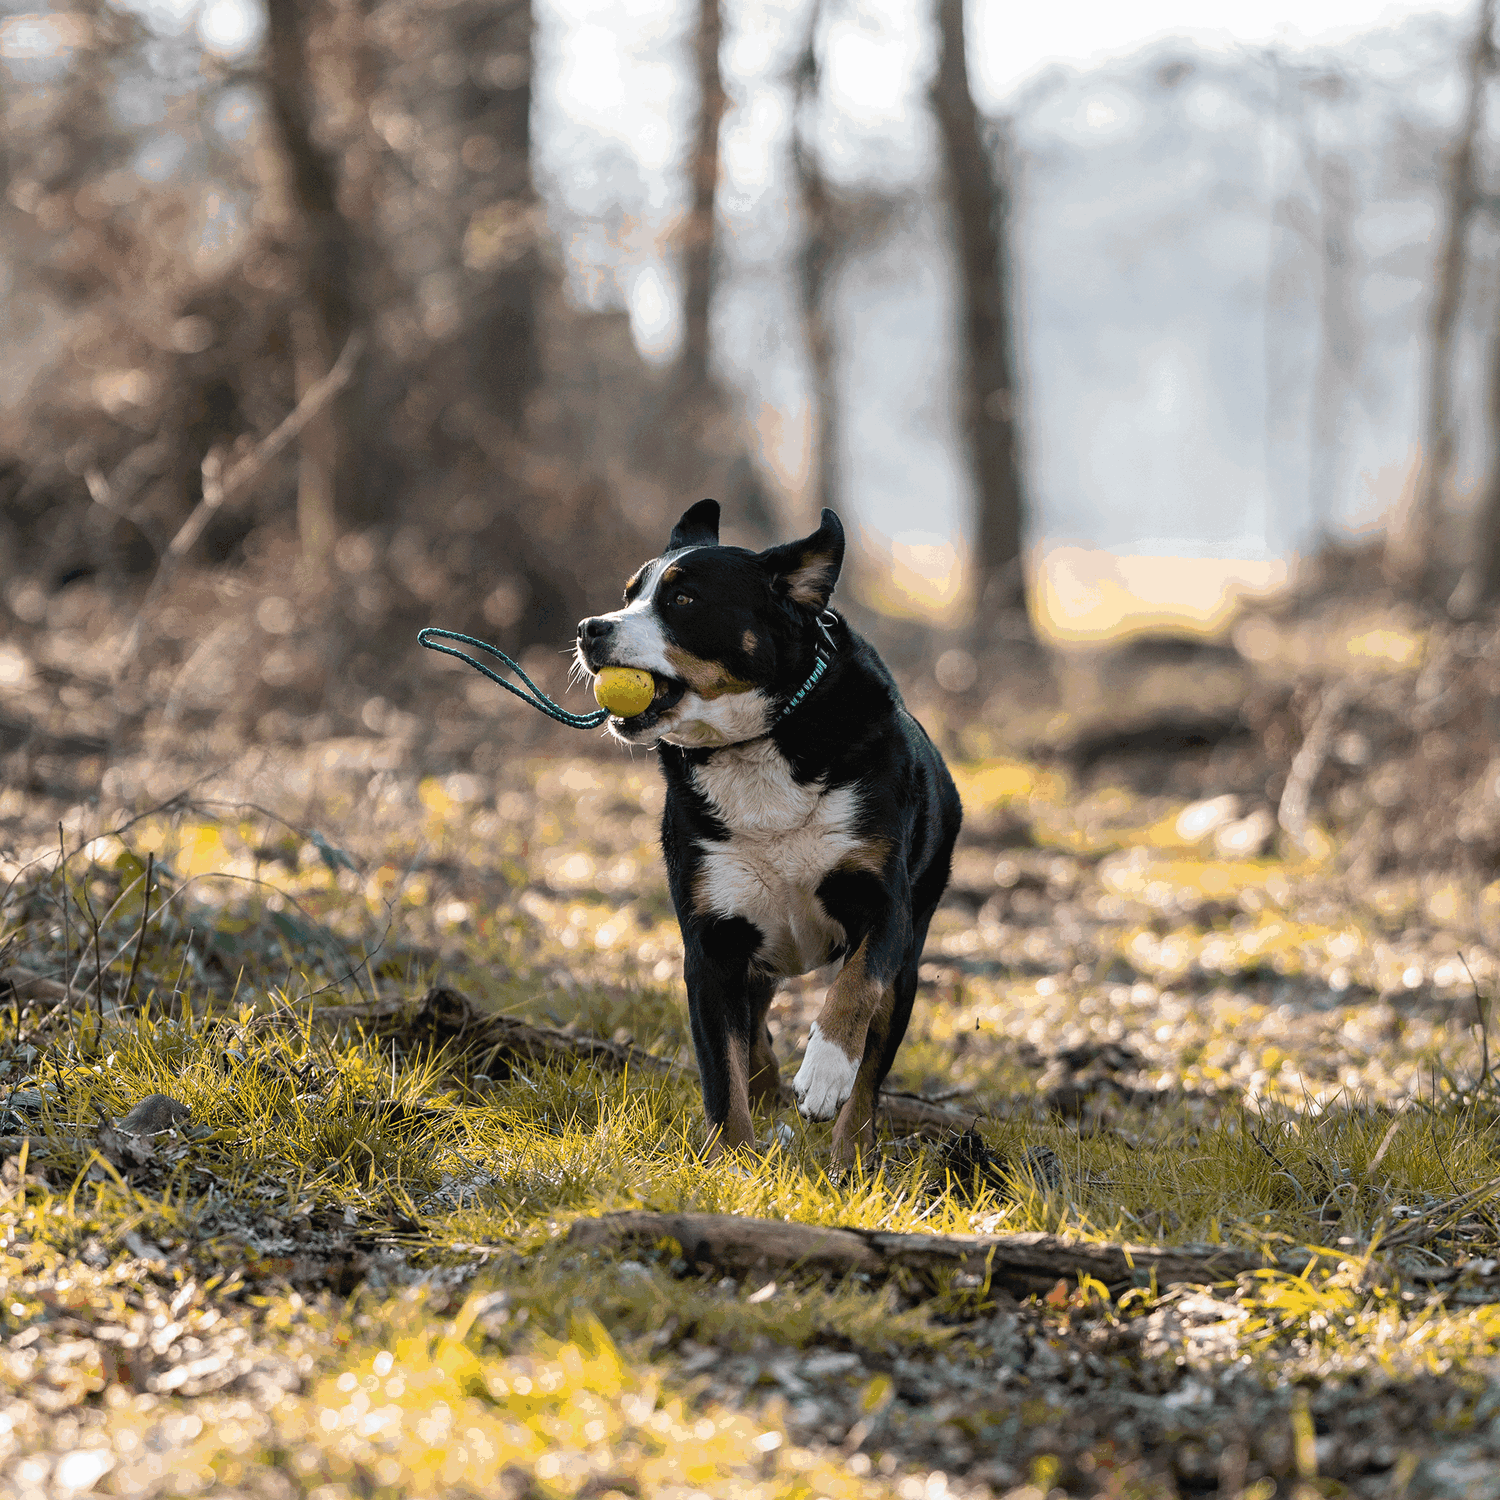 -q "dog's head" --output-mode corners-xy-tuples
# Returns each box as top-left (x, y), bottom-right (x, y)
(575, 500), (846, 747)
